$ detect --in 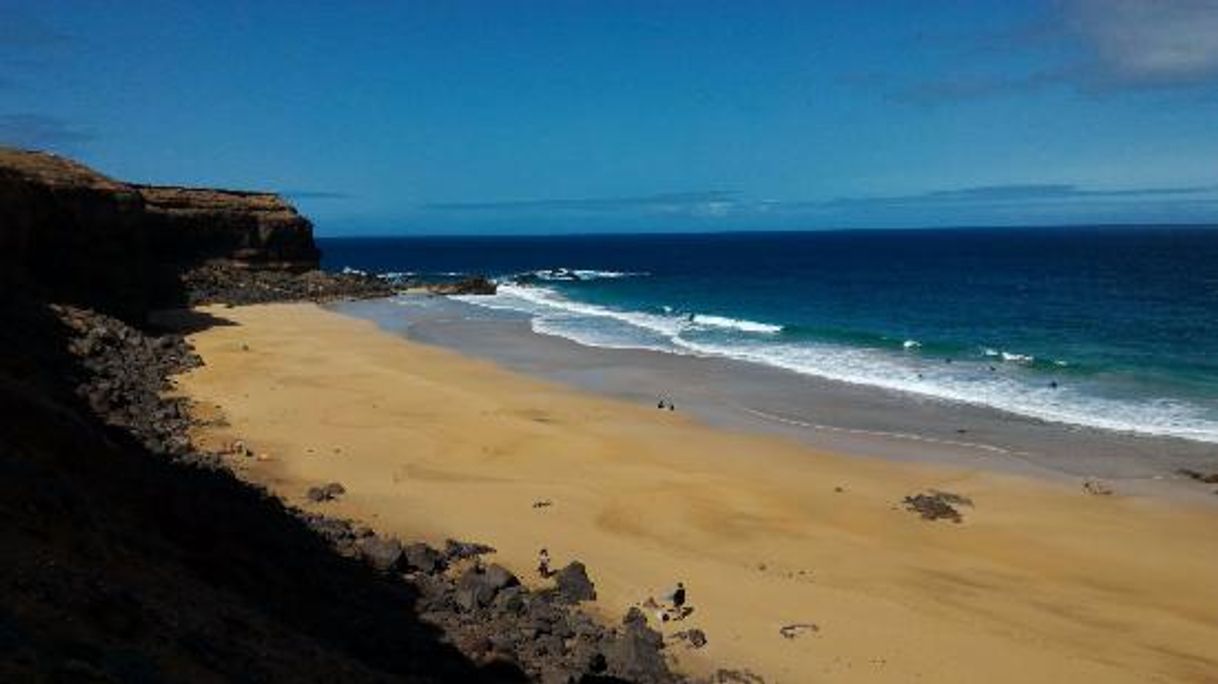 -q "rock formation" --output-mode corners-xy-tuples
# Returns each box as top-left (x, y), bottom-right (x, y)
(0, 147), (321, 320)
